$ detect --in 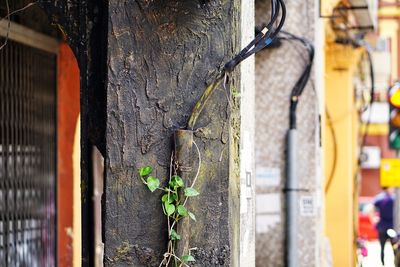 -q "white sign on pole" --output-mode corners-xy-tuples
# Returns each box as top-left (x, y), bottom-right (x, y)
(300, 196), (316, 217)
